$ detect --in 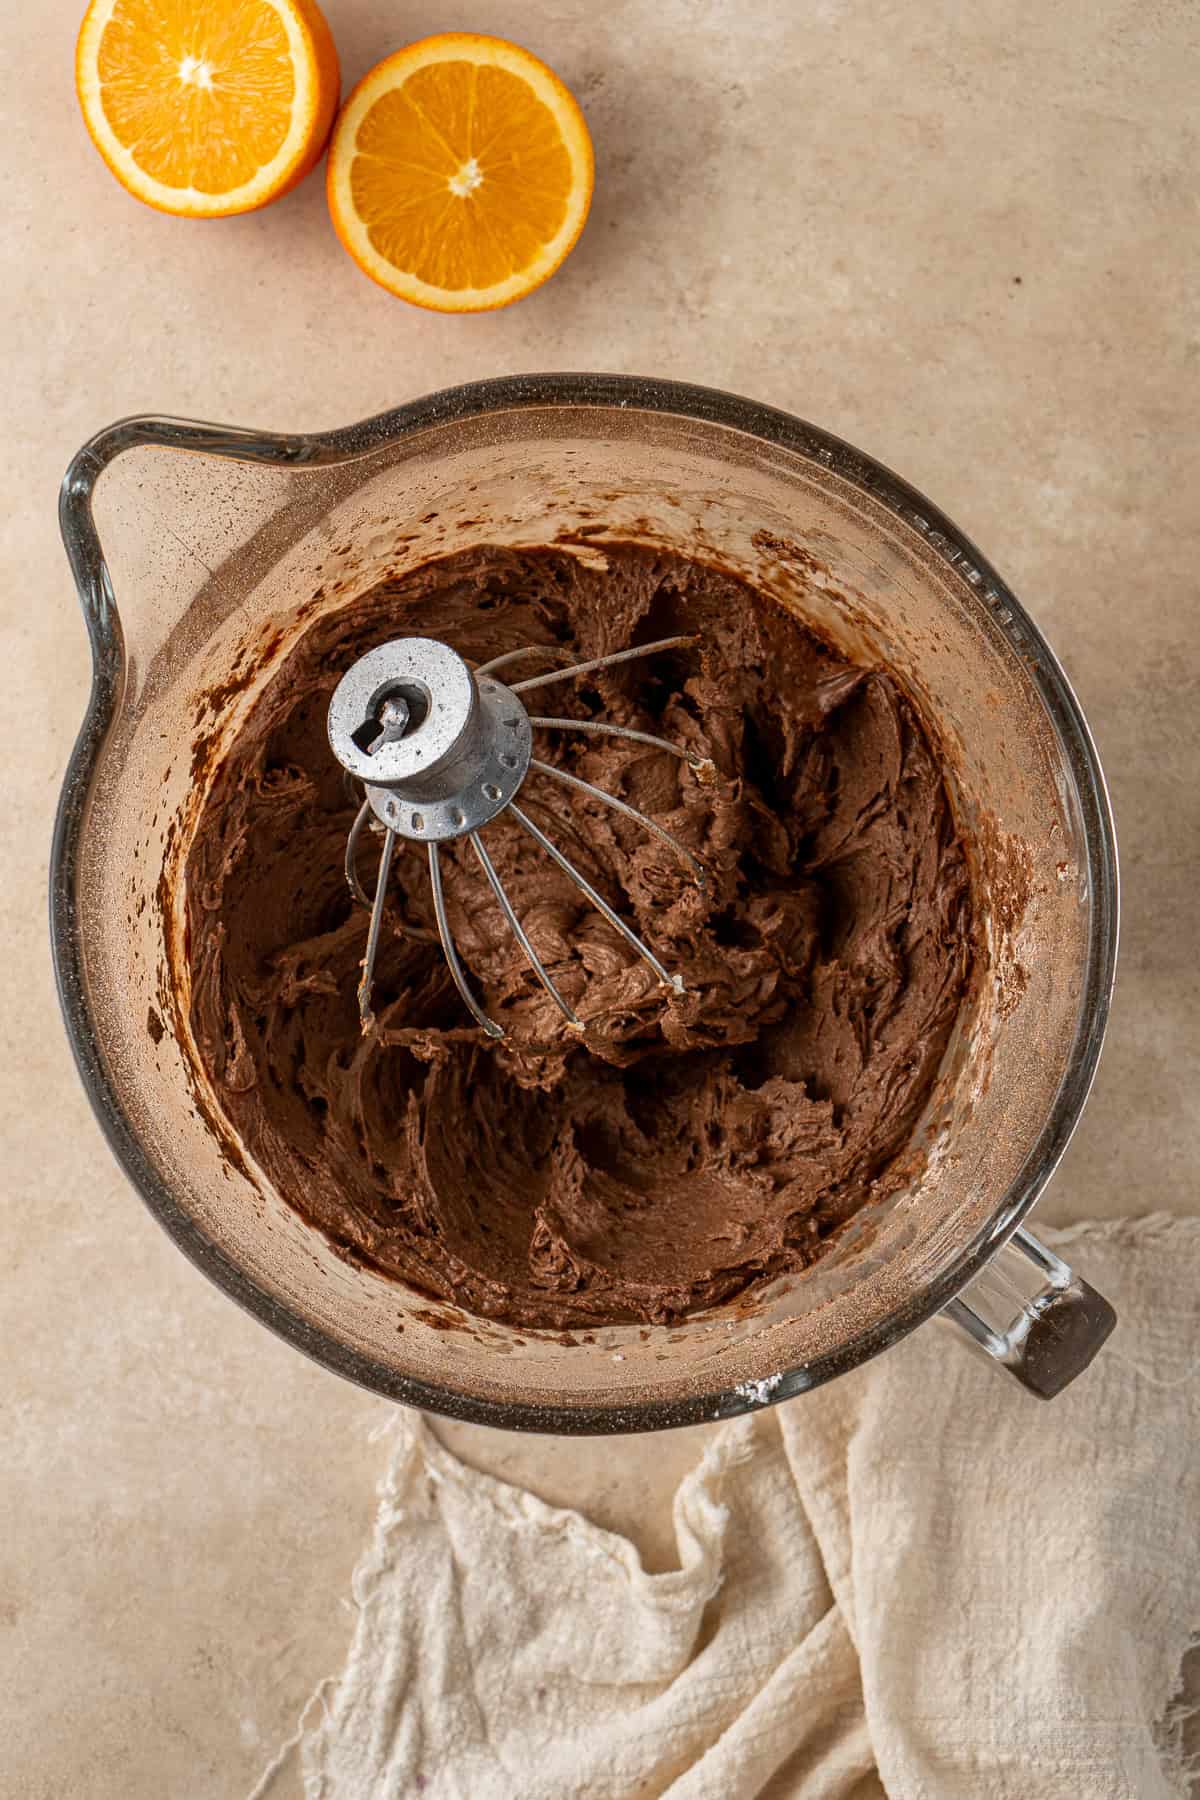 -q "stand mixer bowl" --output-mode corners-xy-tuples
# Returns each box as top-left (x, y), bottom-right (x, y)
(53, 374), (1118, 1431)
